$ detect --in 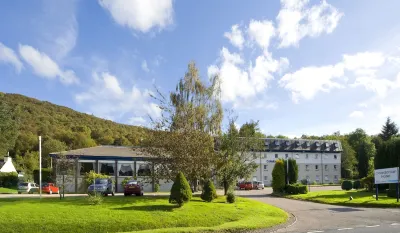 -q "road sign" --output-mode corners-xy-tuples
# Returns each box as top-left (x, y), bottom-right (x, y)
(374, 167), (399, 184)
